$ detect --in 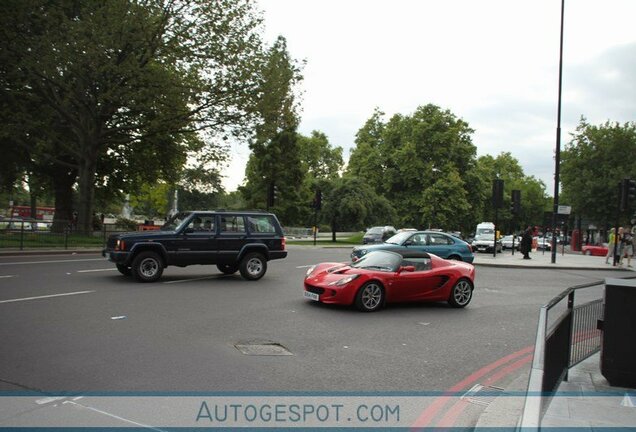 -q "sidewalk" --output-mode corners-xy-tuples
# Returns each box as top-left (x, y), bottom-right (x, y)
(476, 353), (636, 429)
(472, 248), (635, 271)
